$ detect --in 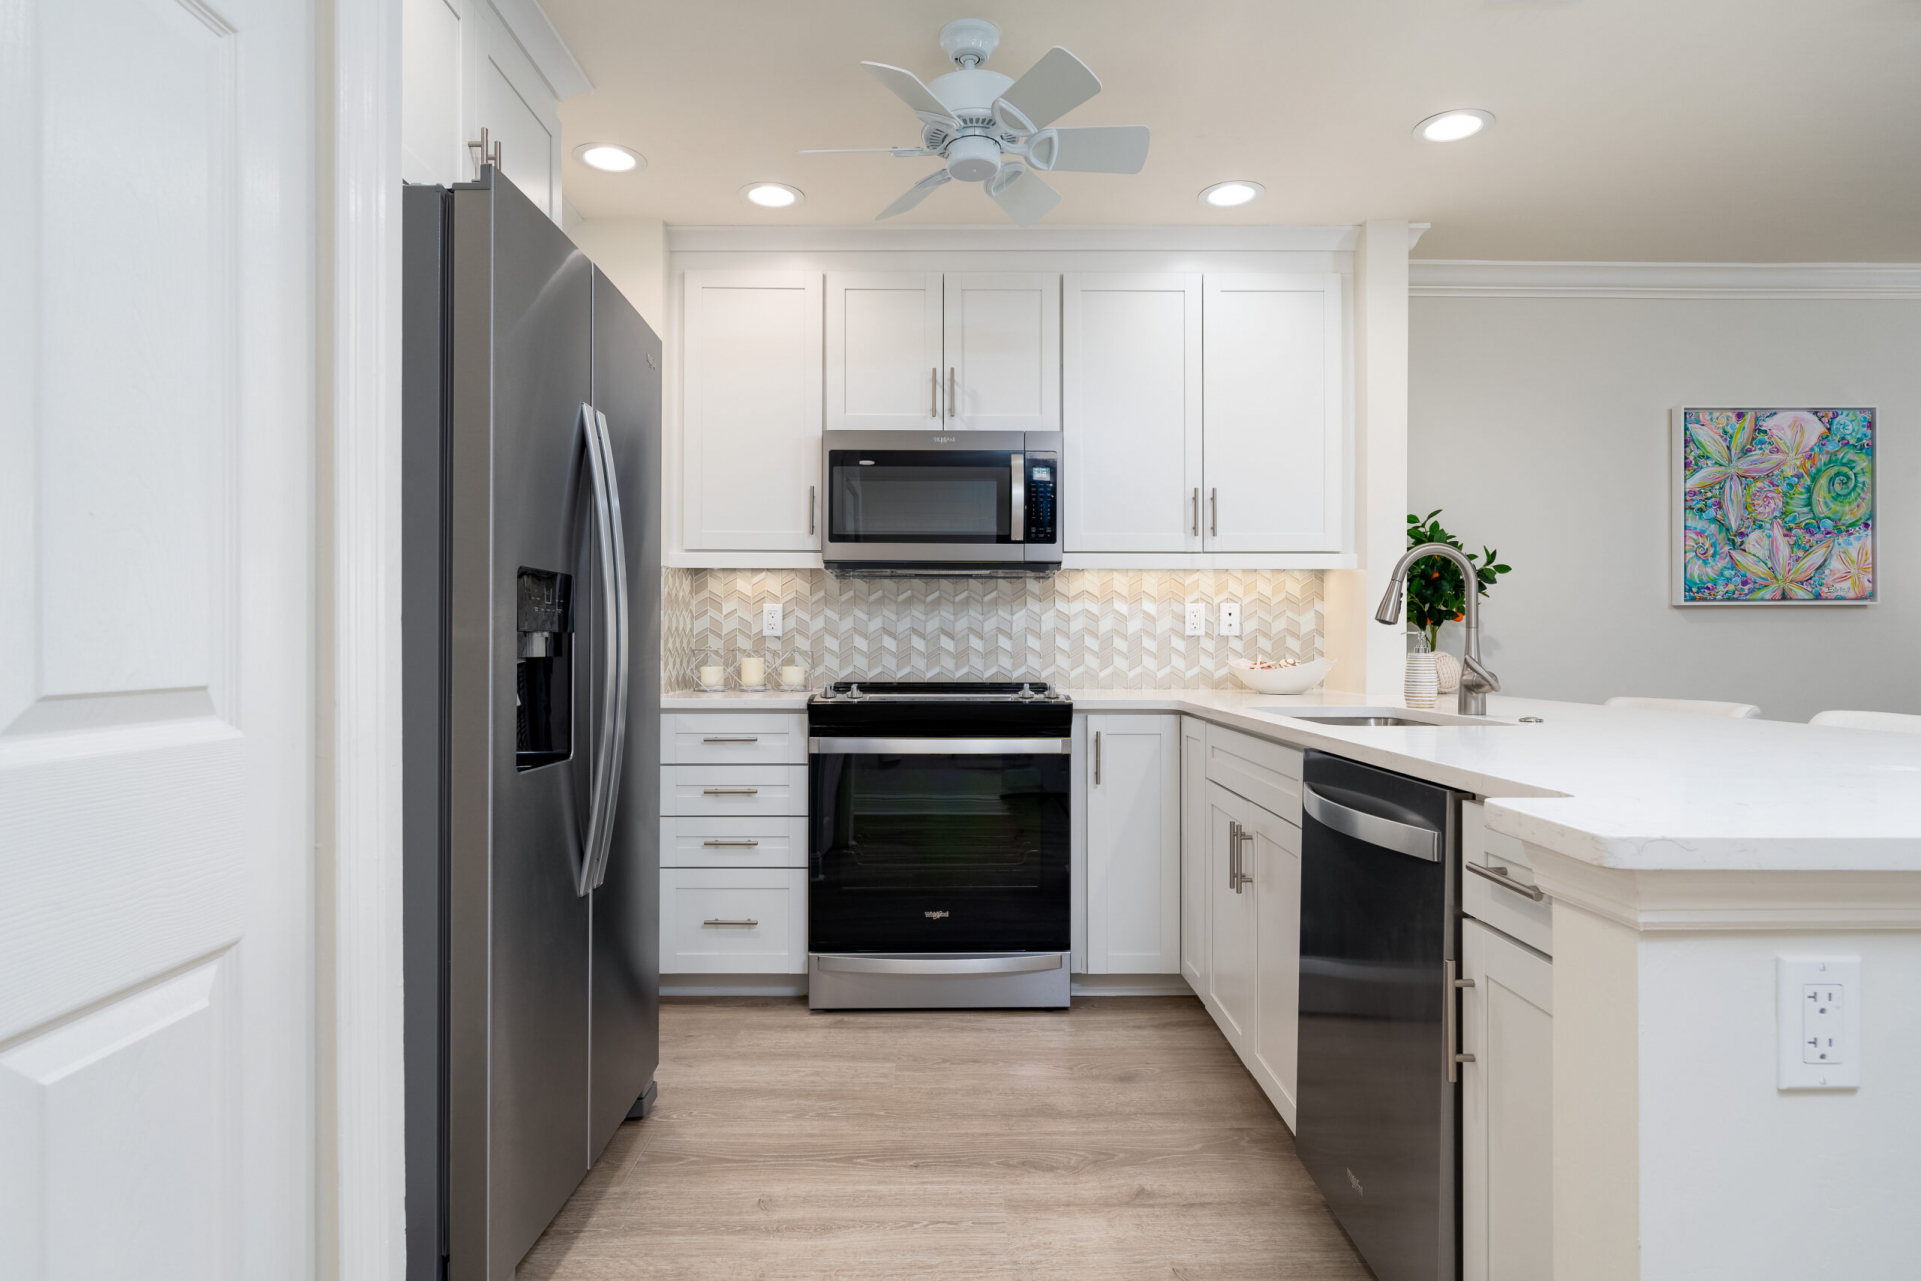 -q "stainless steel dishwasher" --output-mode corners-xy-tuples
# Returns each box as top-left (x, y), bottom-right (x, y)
(1296, 750), (1463, 1281)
